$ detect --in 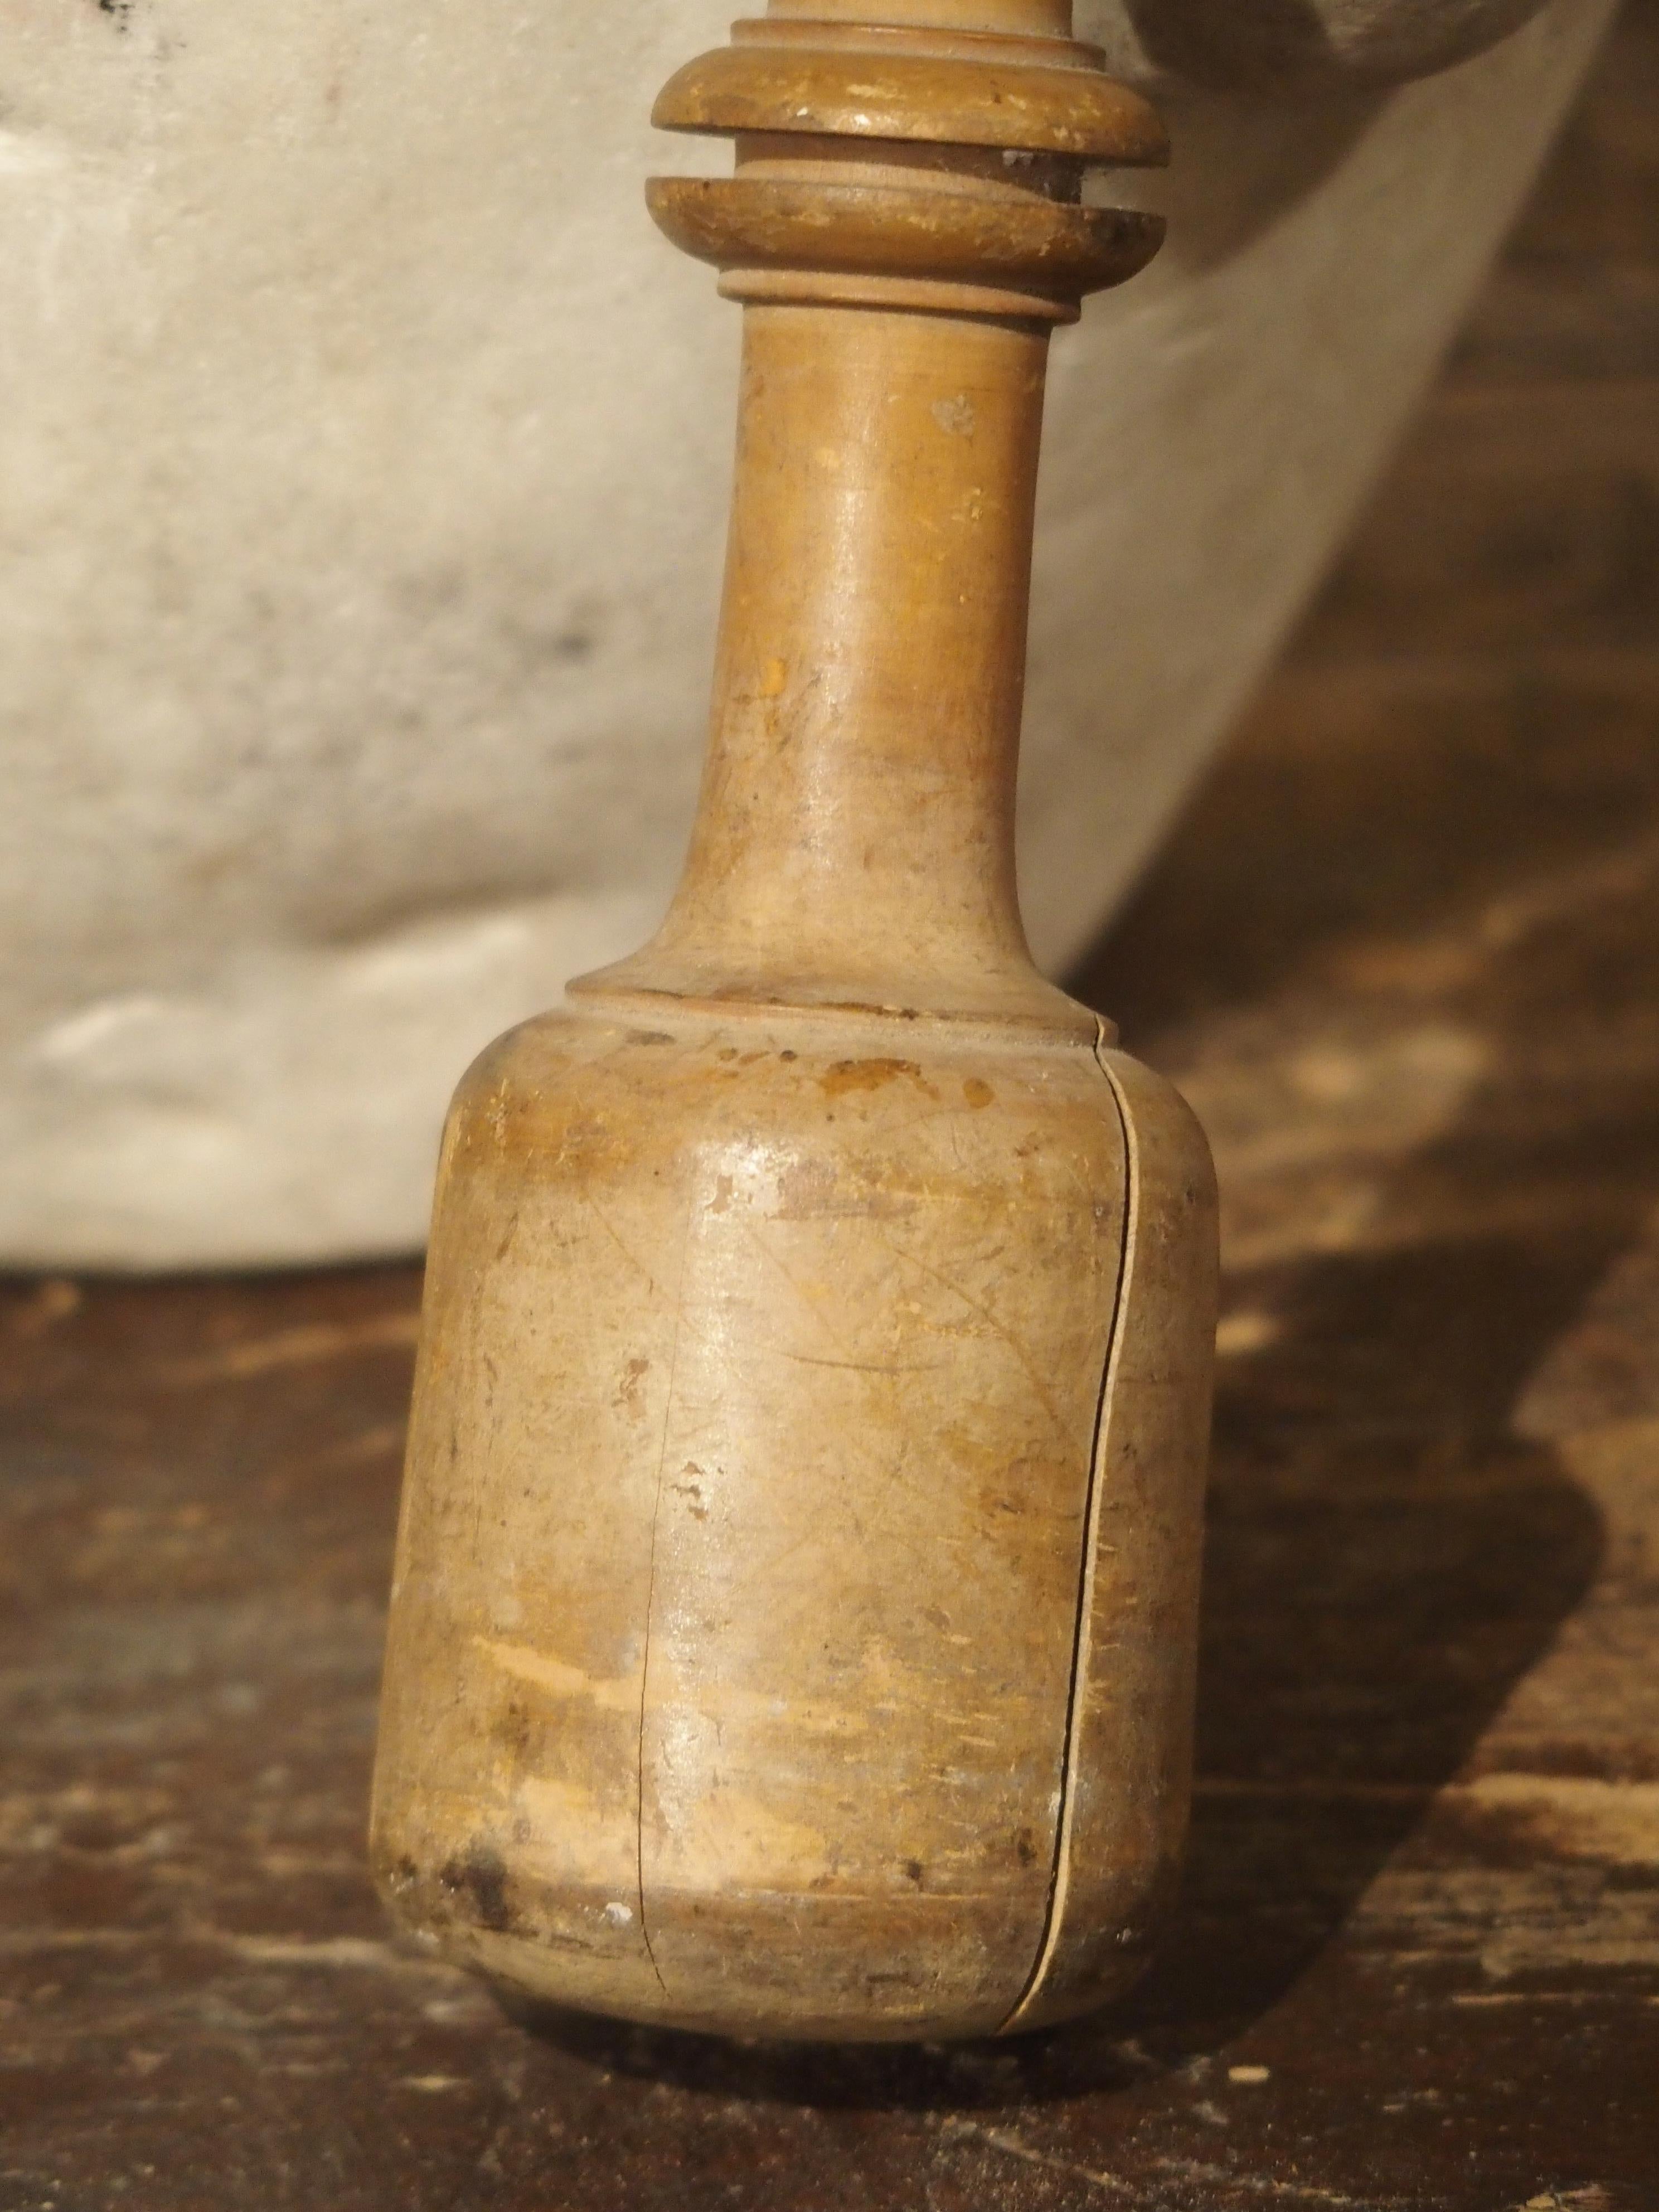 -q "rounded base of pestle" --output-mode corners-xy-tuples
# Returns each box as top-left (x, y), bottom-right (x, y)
(370, 996), (1215, 2044)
